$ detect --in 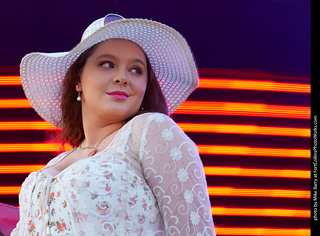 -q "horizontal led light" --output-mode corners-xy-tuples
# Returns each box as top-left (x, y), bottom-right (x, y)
(0, 186), (20, 195)
(0, 143), (72, 152)
(0, 186), (310, 218)
(0, 165), (45, 173)
(0, 121), (56, 130)
(204, 166), (309, 179)
(198, 69), (310, 81)
(176, 101), (310, 119)
(0, 121), (310, 138)
(207, 186), (310, 198)
(0, 182), (309, 199)
(0, 164), (309, 180)
(212, 207), (309, 217)
(0, 99), (31, 108)
(0, 186), (309, 202)
(0, 100), (310, 119)
(0, 76), (310, 93)
(177, 123), (310, 137)
(198, 145), (310, 158)
(0, 76), (21, 85)
(199, 78), (310, 93)
(0, 171), (308, 198)
(0, 144), (310, 159)
(214, 227), (310, 236)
